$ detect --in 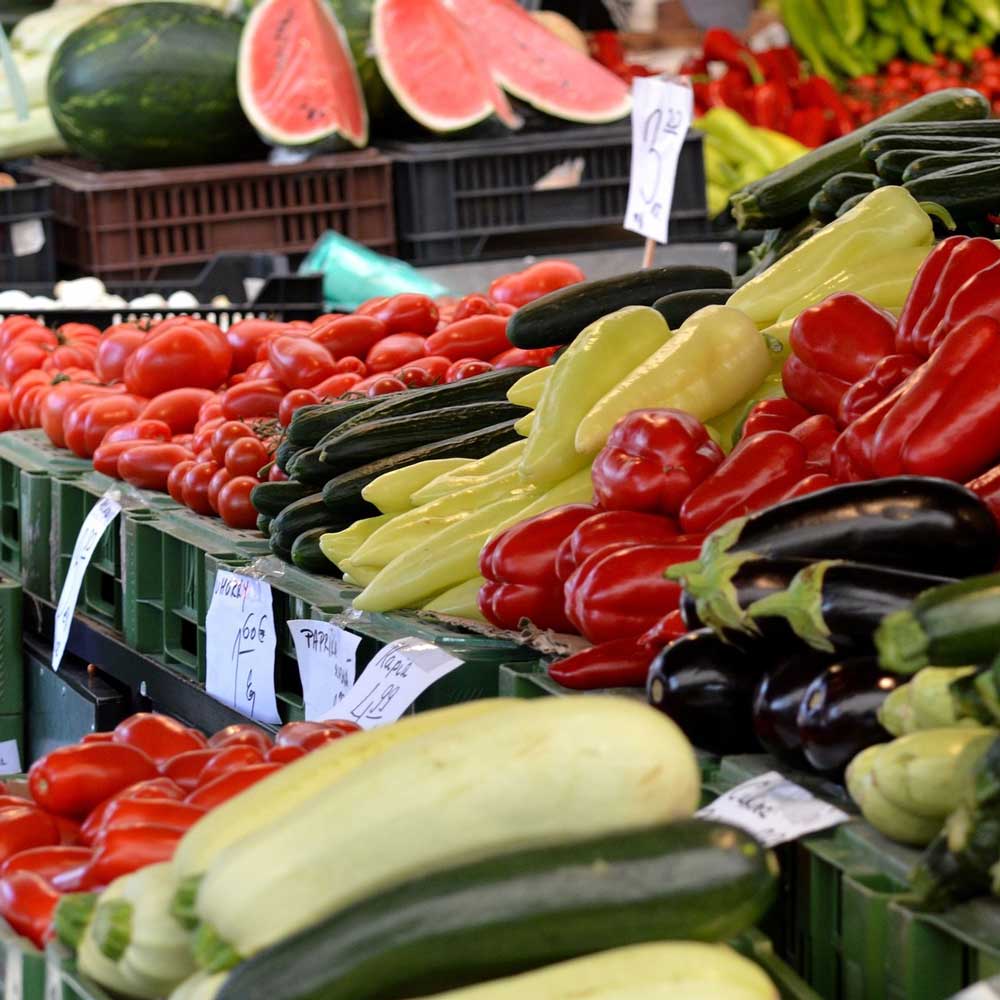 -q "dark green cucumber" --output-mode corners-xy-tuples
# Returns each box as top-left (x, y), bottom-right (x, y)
(867, 119), (1000, 140)
(507, 266), (732, 349)
(286, 447), (331, 486)
(903, 151), (1000, 183)
(250, 480), (316, 518)
(834, 193), (869, 217)
(730, 89), (989, 229)
(275, 439), (302, 474)
(861, 135), (1000, 164)
(291, 528), (337, 575)
(256, 513), (272, 536)
(323, 419), (523, 512)
(821, 172), (882, 204)
(213, 819), (778, 1000)
(319, 401), (528, 472)
(807, 188), (841, 222)
(270, 494), (377, 558)
(287, 397), (382, 448)
(873, 149), (935, 184)
(904, 161), (1000, 215)
(652, 288), (732, 329)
